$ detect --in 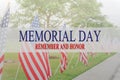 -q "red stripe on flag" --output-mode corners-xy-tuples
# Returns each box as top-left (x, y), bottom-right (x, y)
(79, 52), (88, 65)
(19, 42), (52, 80)
(0, 68), (2, 74)
(23, 52), (39, 80)
(29, 52), (46, 80)
(0, 68), (3, 74)
(45, 52), (52, 78)
(0, 55), (4, 63)
(18, 53), (31, 80)
(25, 43), (47, 79)
(0, 54), (4, 75)
(60, 51), (67, 73)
